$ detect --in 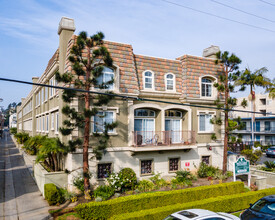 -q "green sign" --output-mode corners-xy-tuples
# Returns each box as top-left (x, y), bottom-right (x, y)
(234, 157), (249, 175)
